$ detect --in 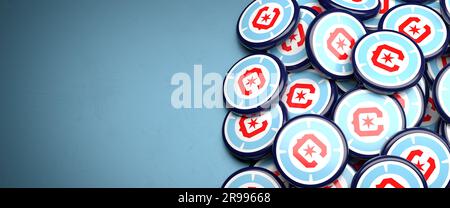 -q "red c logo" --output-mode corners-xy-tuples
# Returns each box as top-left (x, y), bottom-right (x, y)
(406, 149), (436, 180)
(252, 6), (280, 31)
(285, 83), (315, 109)
(399, 17), (431, 43)
(292, 134), (327, 168)
(352, 107), (385, 137)
(372, 44), (405, 72)
(238, 116), (268, 139)
(281, 24), (305, 52)
(237, 68), (266, 96)
(327, 28), (355, 60)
